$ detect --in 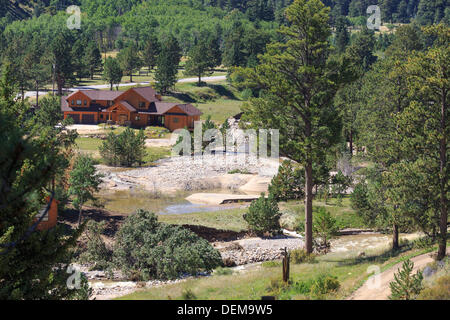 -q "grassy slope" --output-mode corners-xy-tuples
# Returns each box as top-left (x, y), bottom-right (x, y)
(157, 197), (362, 233)
(280, 197), (365, 230)
(159, 208), (247, 233)
(118, 245), (433, 300)
(76, 137), (171, 165)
